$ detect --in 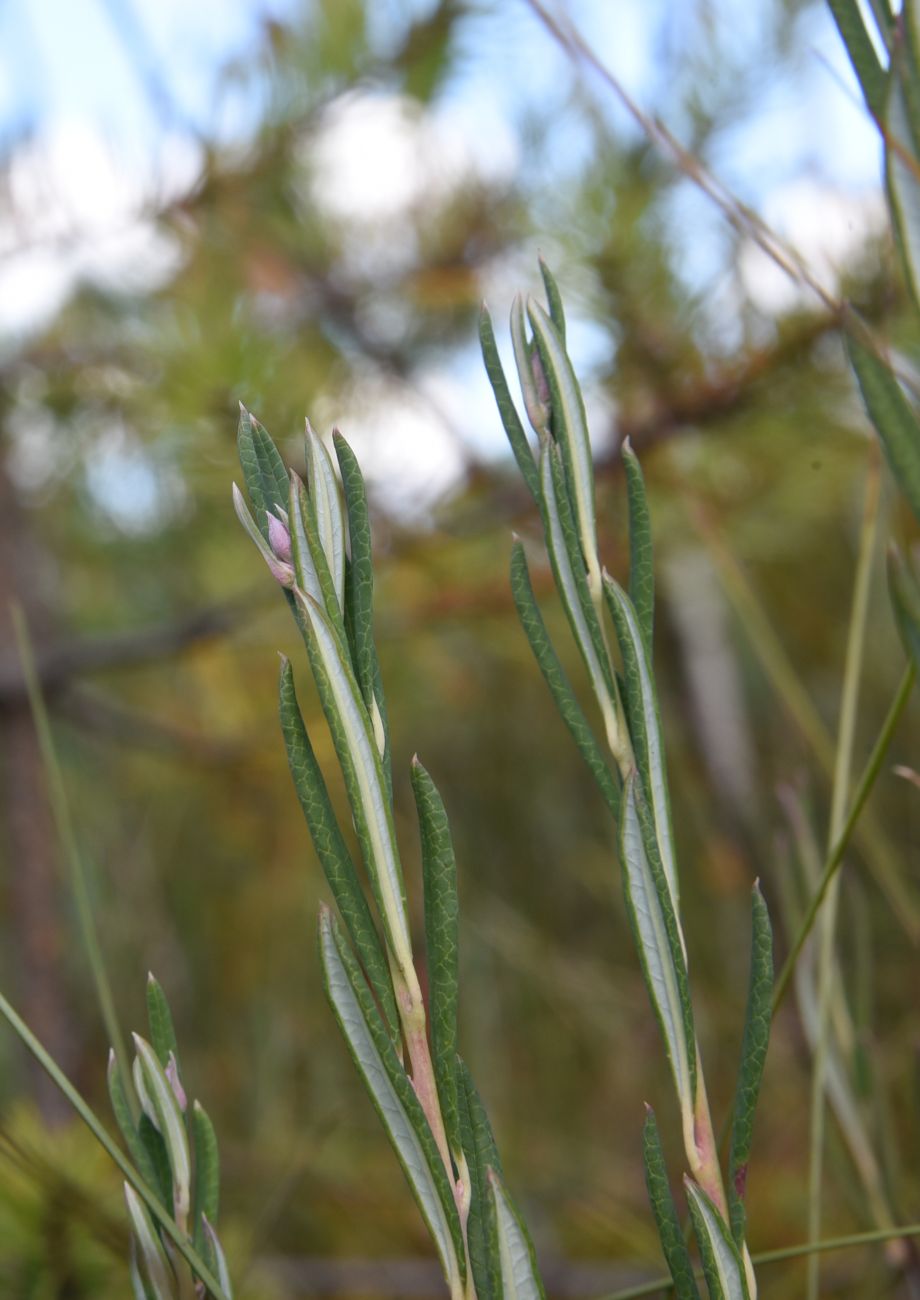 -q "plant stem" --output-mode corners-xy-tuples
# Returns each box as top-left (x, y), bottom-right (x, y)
(772, 660), (916, 1015)
(806, 460), (879, 1300)
(10, 603), (134, 1110)
(0, 988), (229, 1300)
